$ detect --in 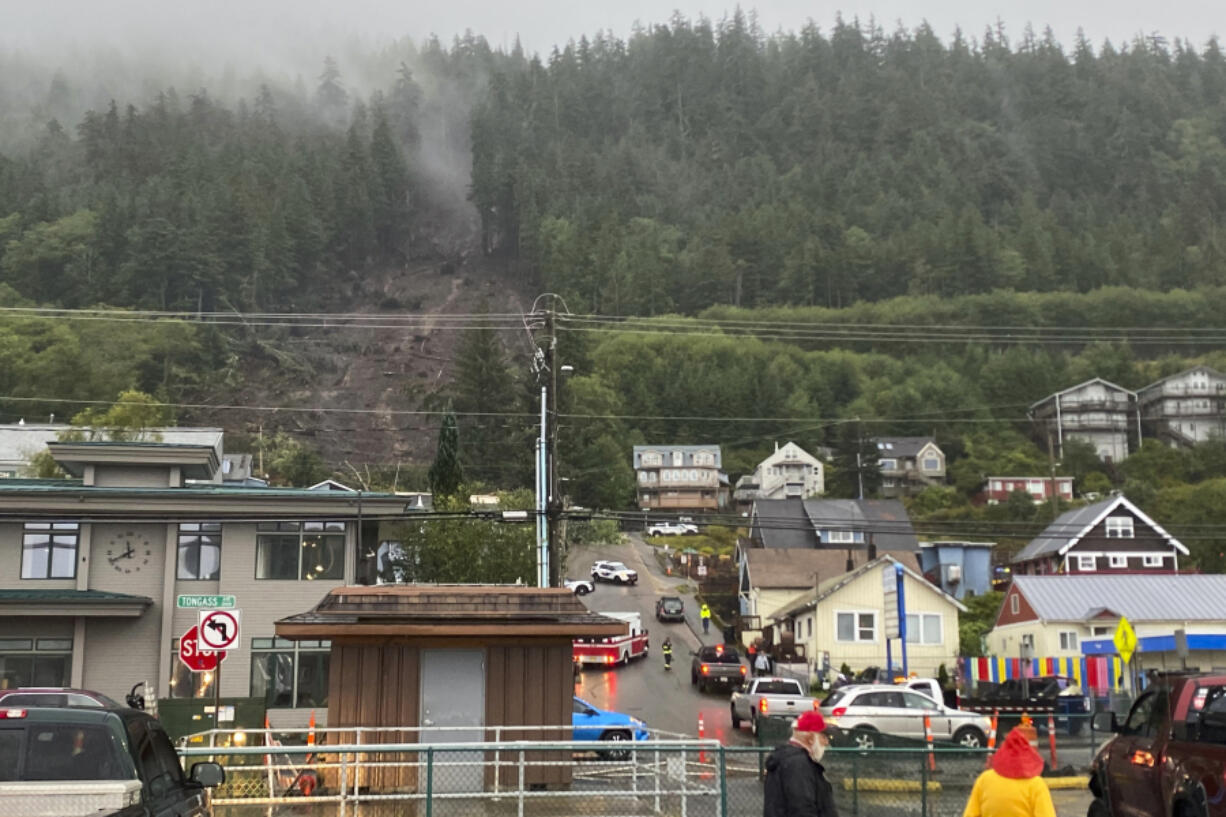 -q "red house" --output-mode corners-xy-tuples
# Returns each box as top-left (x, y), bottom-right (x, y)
(984, 476), (1074, 505)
